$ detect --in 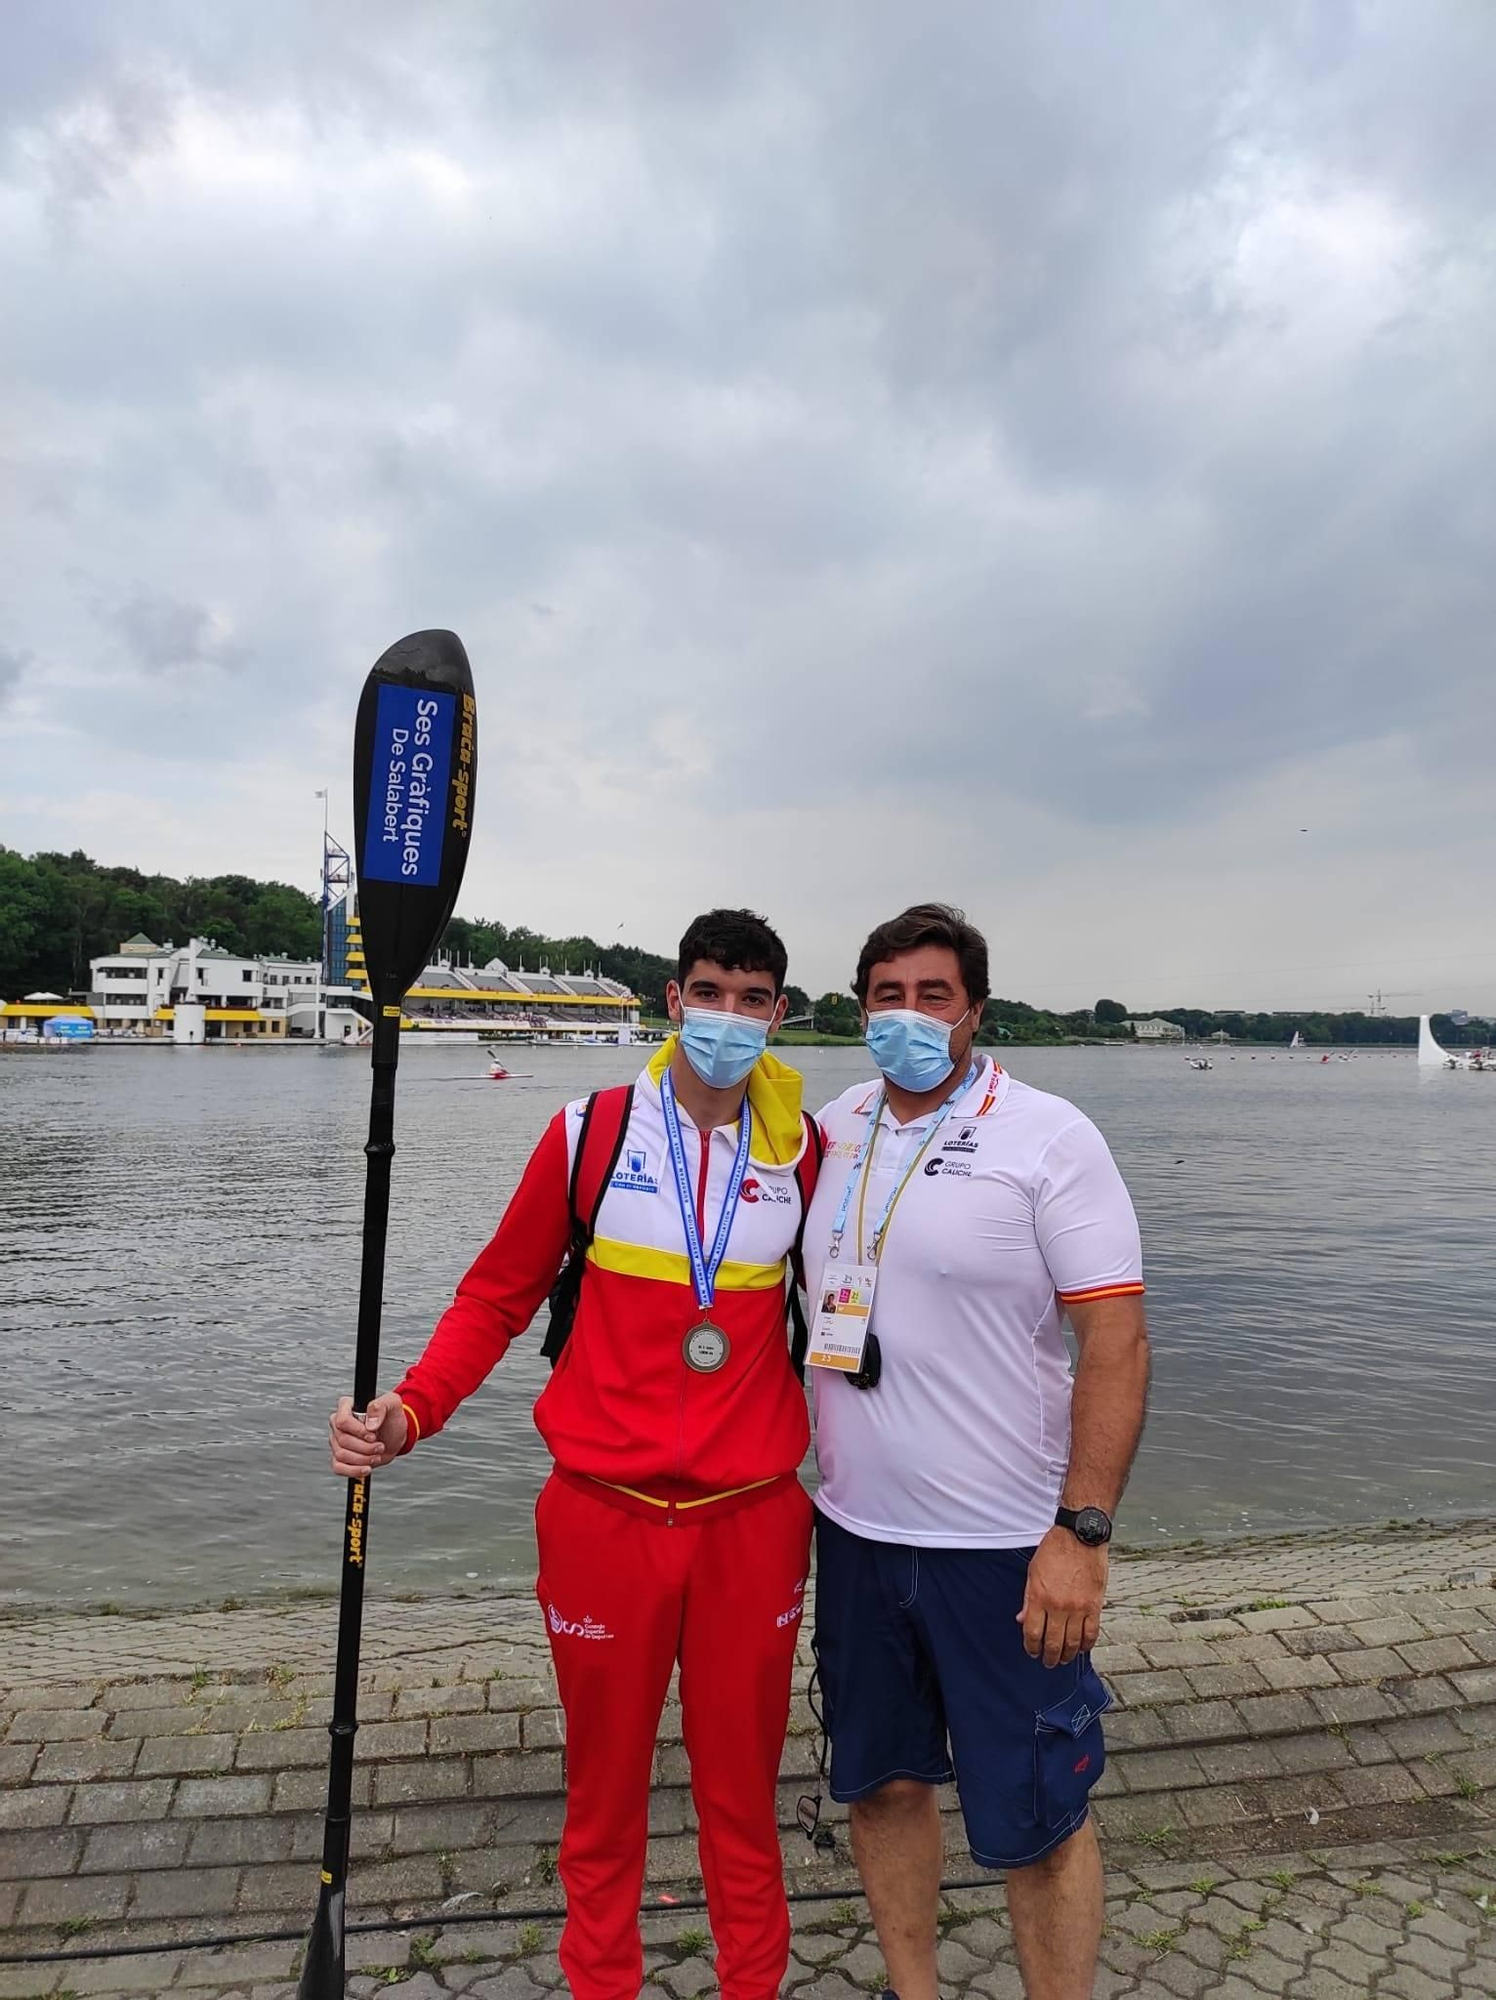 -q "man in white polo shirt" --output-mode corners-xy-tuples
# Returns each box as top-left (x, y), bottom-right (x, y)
(803, 904), (1150, 2000)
